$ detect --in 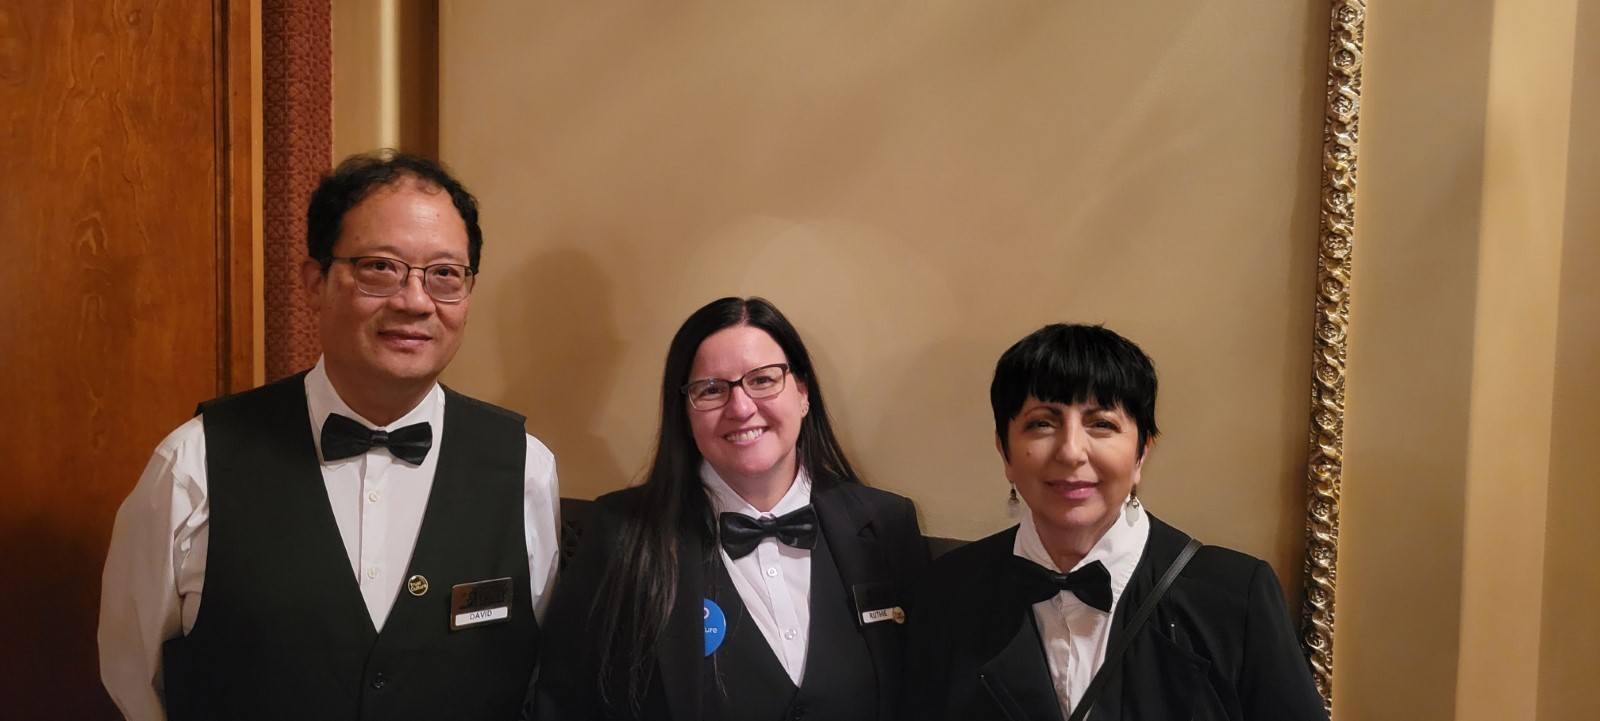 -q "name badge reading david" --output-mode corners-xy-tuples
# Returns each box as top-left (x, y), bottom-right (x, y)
(450, 577), (513, 630)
